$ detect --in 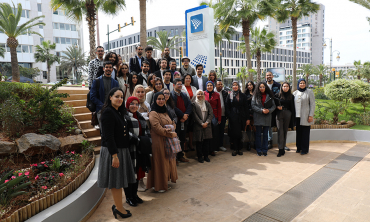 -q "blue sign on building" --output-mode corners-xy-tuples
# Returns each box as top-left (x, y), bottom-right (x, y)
(190, 14), (203, 33)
